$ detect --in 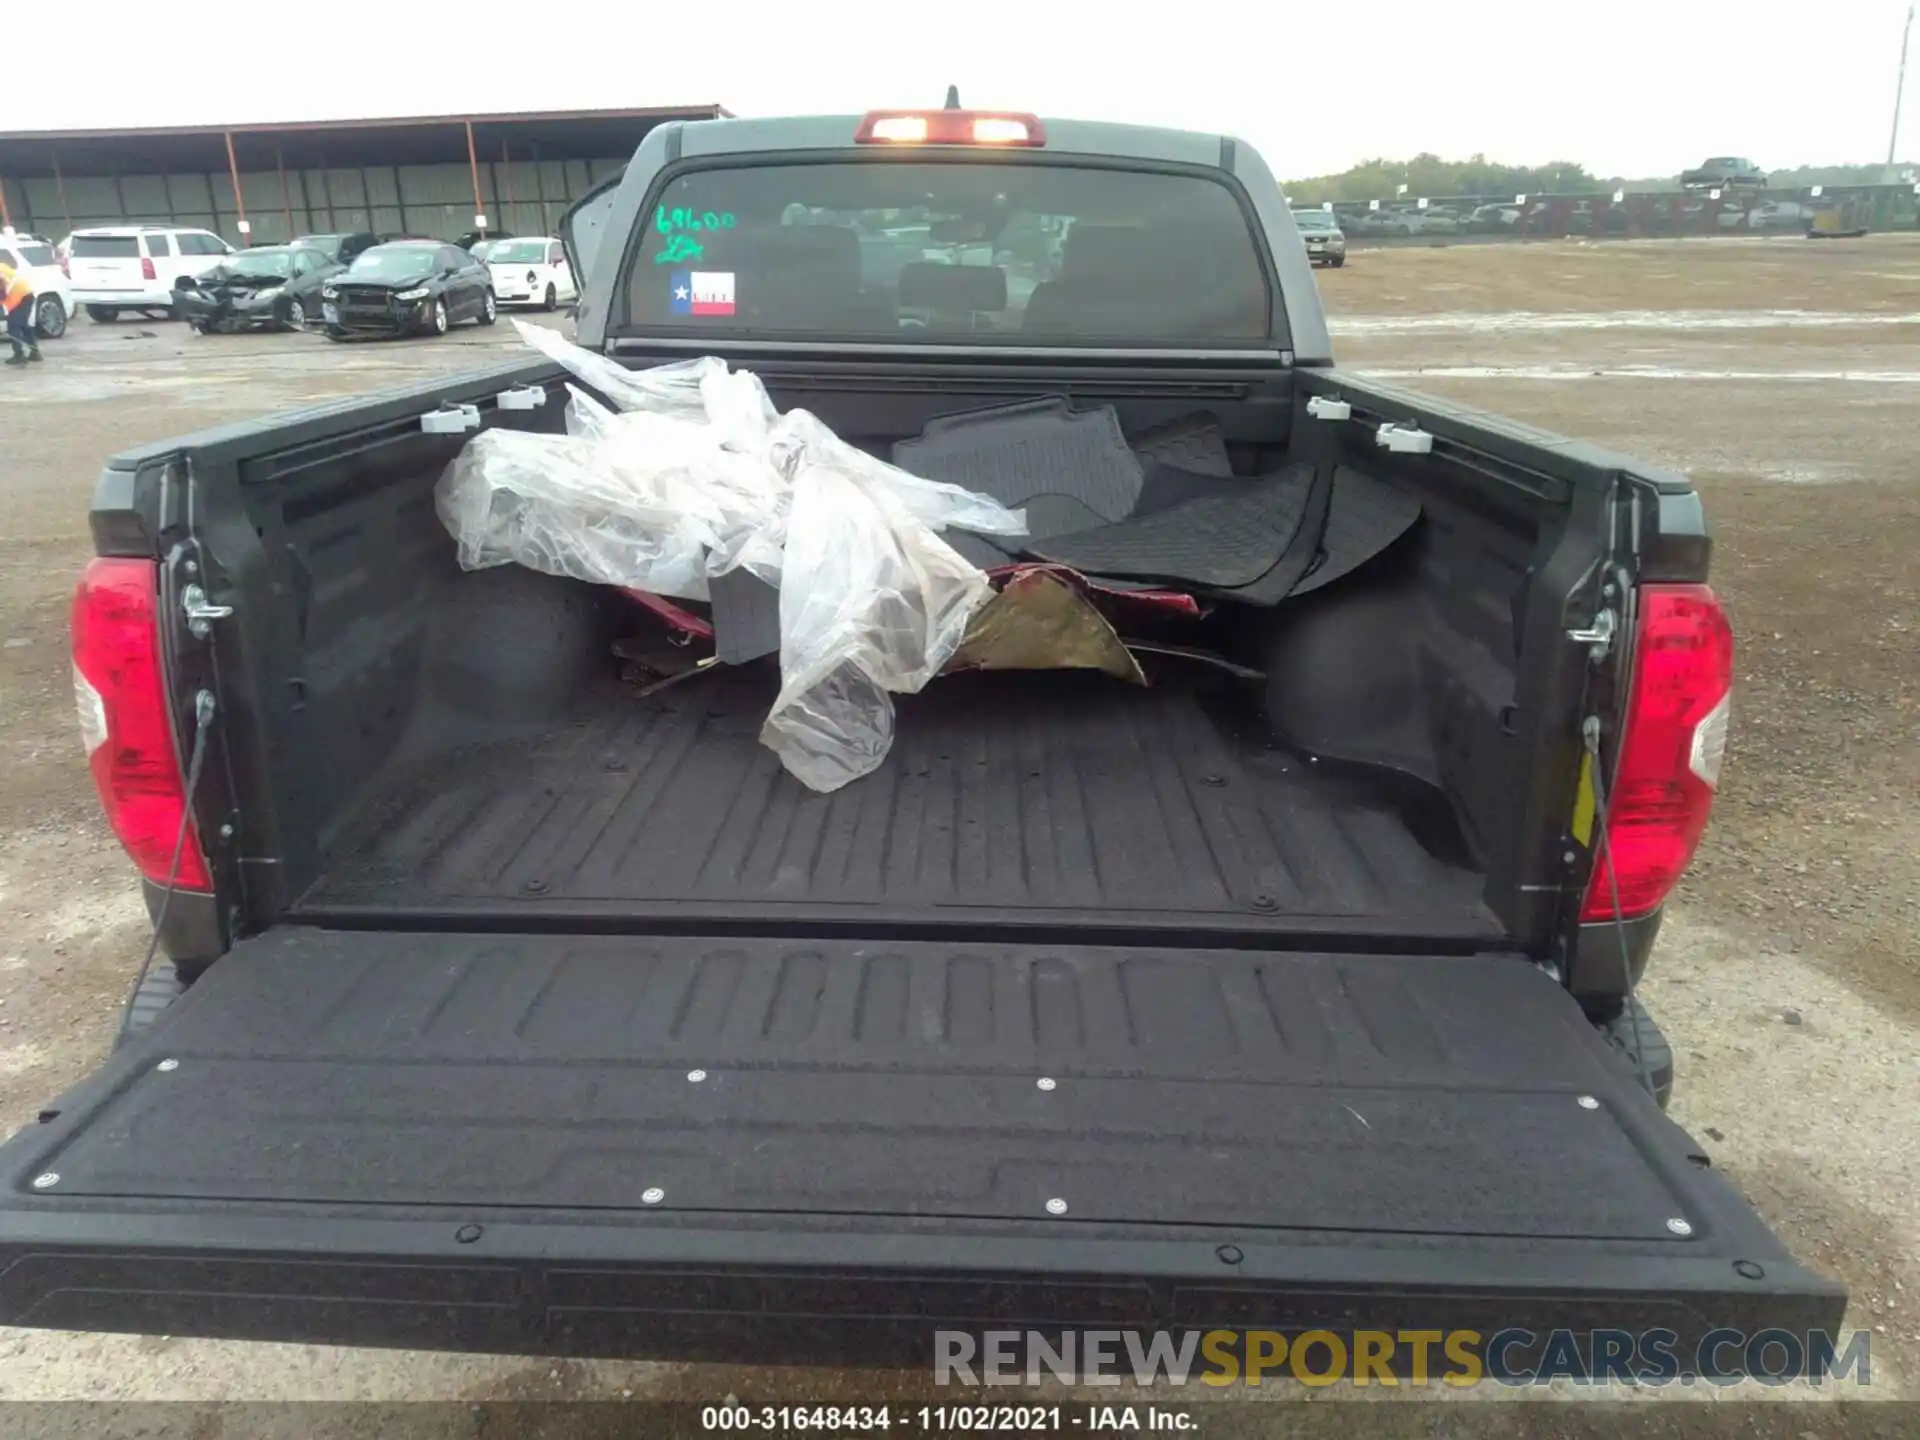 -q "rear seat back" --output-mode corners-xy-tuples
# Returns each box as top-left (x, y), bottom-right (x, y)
(897, 261), (1008, 330)
(735, 226), (893, 330)
(1024, 223), (1265, 340)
